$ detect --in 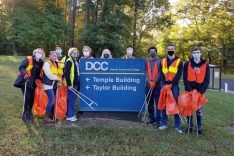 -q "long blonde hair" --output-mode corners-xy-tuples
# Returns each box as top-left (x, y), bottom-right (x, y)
(68, 47), (79, 57)
(32, 48), (45, 58)
(101, 49), (112, 58)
